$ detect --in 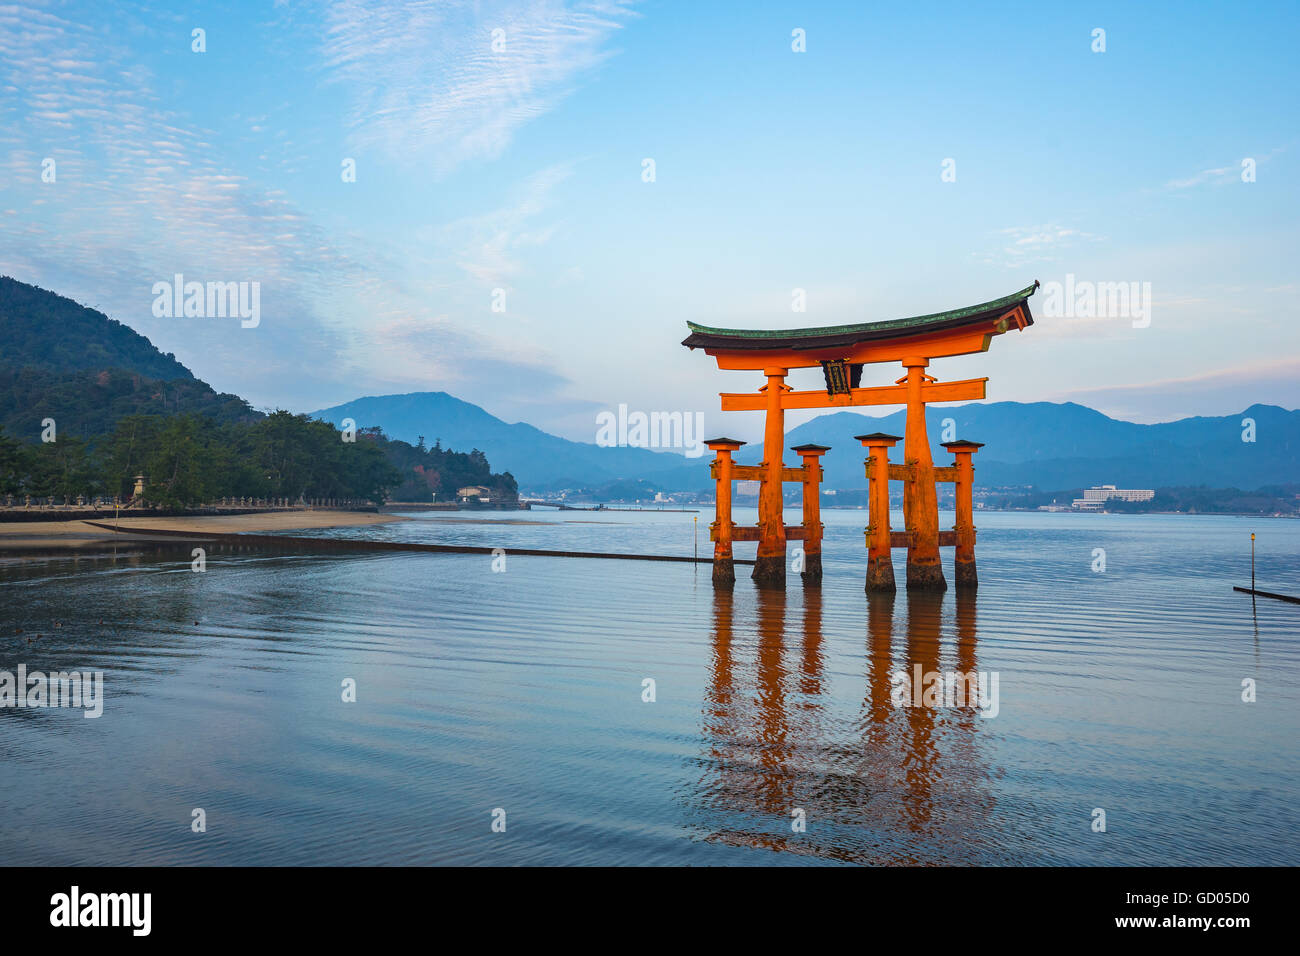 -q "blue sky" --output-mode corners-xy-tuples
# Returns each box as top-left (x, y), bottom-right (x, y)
(2, 0), (1297, 444)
